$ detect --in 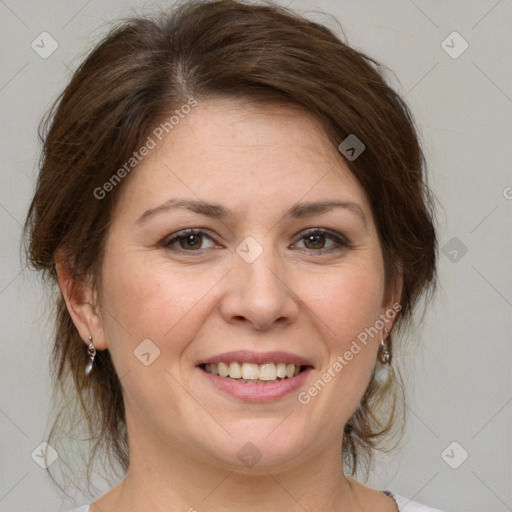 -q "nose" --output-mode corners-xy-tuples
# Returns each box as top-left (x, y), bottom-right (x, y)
(219, 241), (300, 330)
